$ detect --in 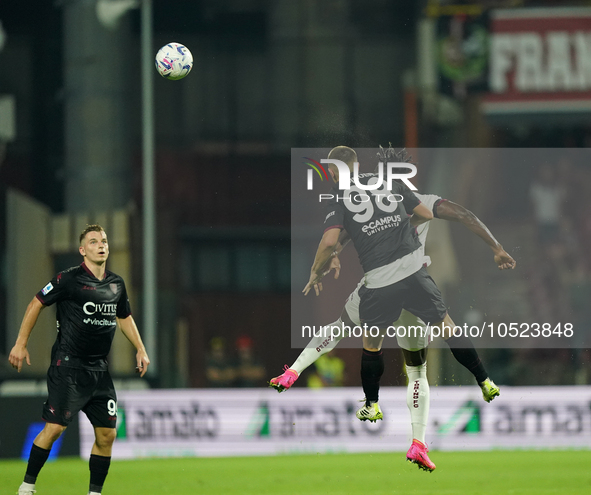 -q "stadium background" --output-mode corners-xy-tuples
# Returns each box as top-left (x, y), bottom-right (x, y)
(0, 0), (590, 477)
